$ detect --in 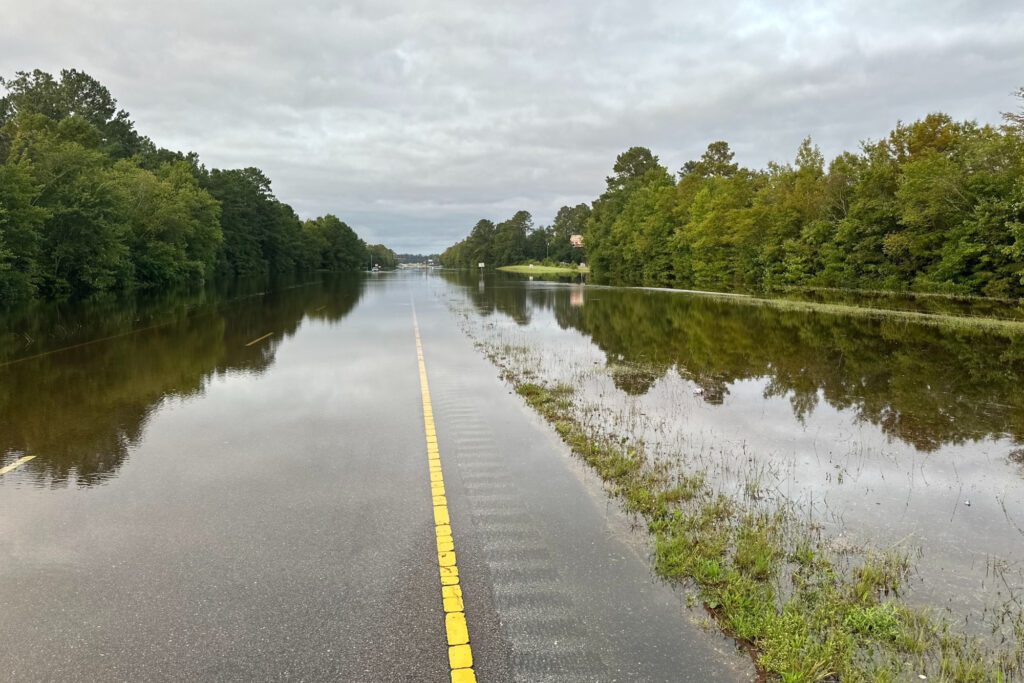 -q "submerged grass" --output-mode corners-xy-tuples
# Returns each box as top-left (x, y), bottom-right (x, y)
(746, 296), (1024, 335)
(630, 282), (1024, 334)
(511, 374), (1024, 681)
